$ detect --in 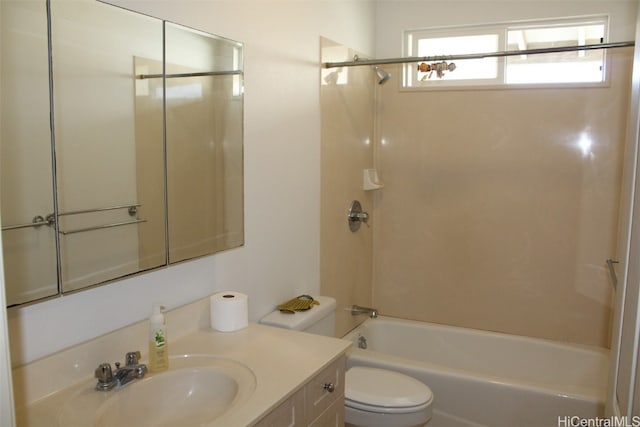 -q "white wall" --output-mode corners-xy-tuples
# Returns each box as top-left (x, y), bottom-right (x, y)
(7, 0), (375, 366)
